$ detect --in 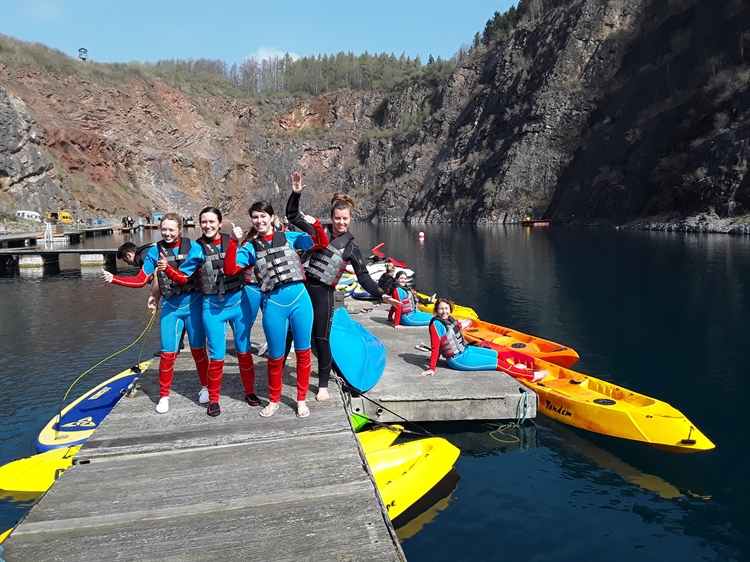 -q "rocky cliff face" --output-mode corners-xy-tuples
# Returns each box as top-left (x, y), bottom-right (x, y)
(547, 0), (750, 232)
(1, 0), (749, 231)
(383, 0), (750, 231)
(0, 51), (386, 220)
